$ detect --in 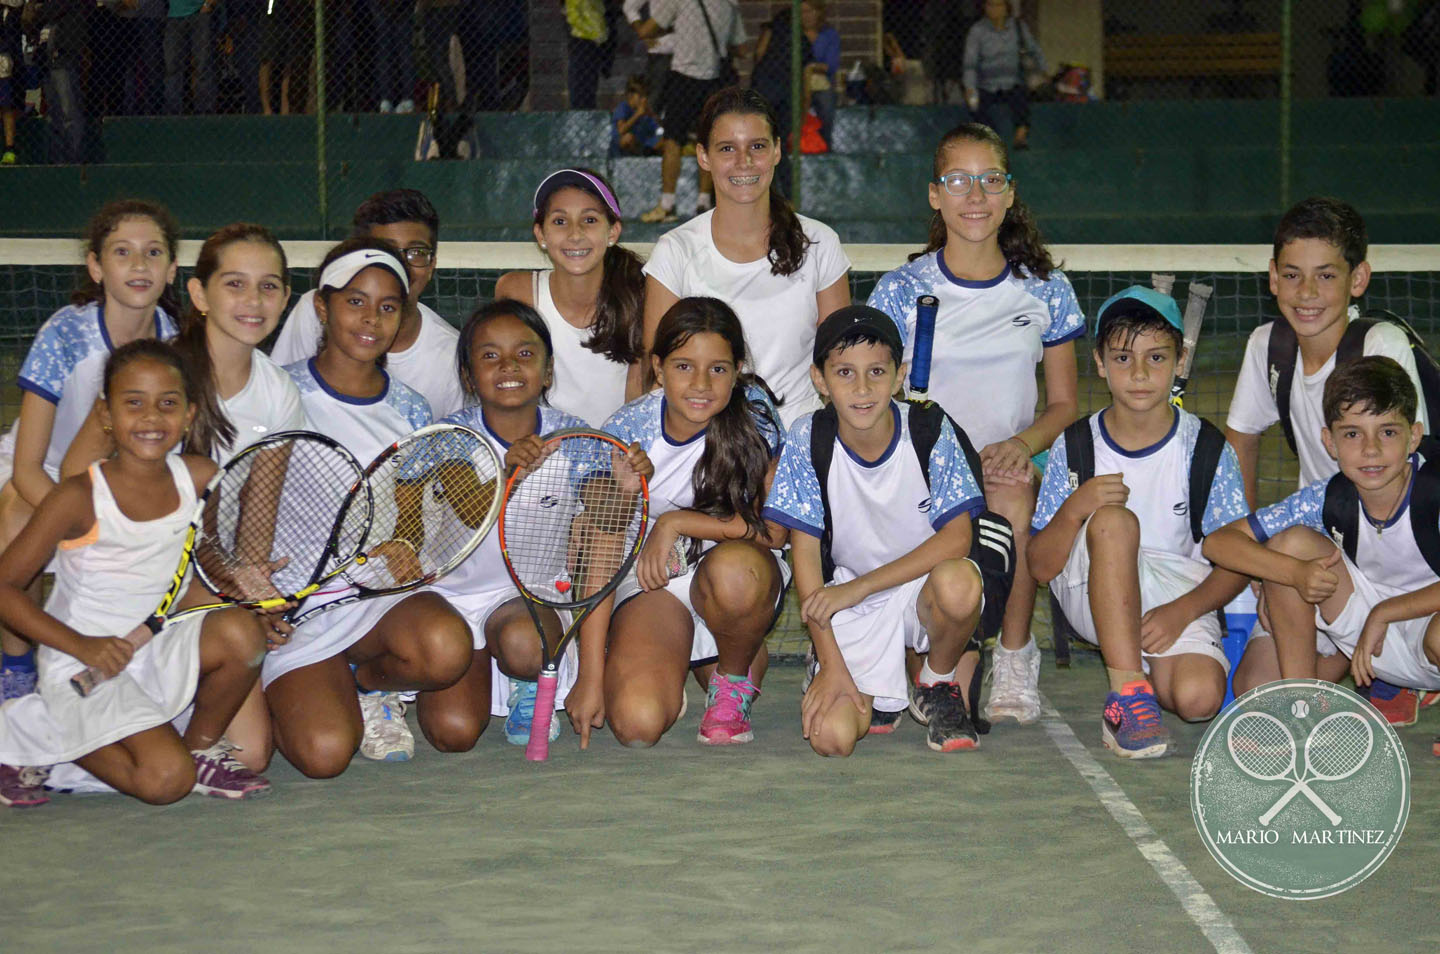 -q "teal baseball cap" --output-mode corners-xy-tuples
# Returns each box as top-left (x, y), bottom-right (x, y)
(1094, 285), (1183, 337)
